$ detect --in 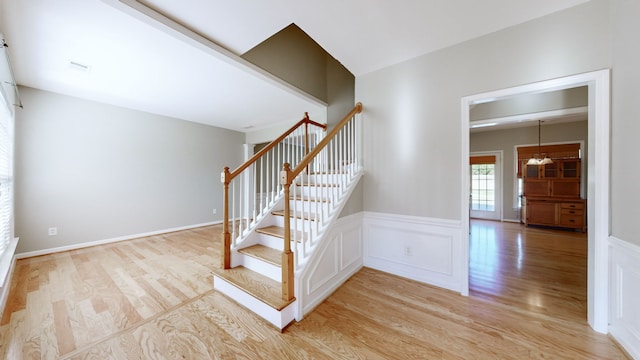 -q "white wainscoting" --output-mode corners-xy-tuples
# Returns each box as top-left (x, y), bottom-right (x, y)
(299, 213), (363, 317)
(609, 236), (640, 359)
(363, 212), (464, 293)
